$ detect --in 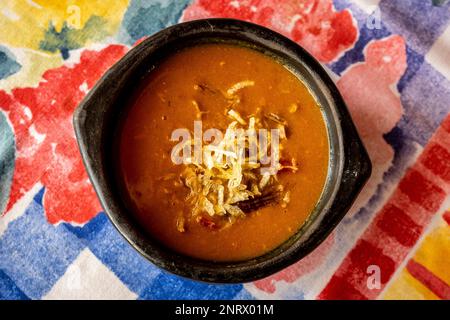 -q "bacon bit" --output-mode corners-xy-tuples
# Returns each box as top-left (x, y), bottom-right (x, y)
(279, 158), (291, 166)
(195, 83), (219, 95)
(198, 216), (219, 230)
